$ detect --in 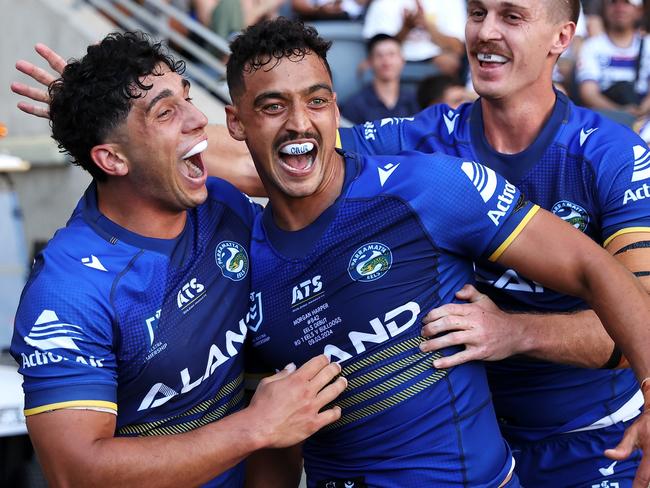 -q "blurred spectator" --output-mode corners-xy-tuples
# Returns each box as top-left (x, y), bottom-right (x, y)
(363, 0), (466, 77)
(340, 34), (420, 123)
(292, 0), (369, 20)
(577, 0), (650, 117)
(416, 74), (475, 110)
(193, 0), (286, 41)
